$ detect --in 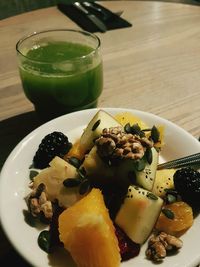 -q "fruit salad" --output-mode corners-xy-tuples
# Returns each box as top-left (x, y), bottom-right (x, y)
(26, 110), (199, 267)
